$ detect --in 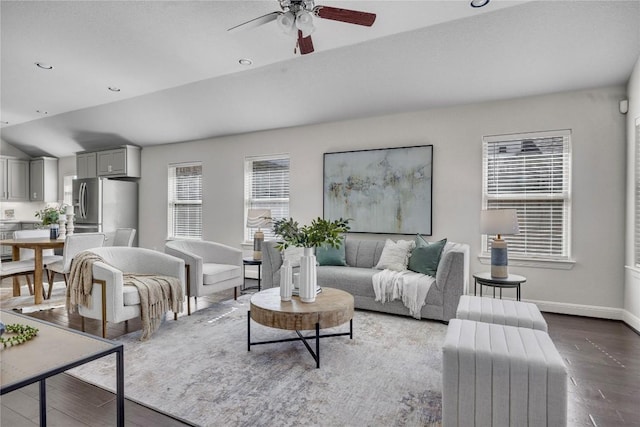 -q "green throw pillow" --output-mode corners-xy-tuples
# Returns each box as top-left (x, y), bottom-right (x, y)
(408, 235), (447, 276)
(316, 240), (347, 266)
